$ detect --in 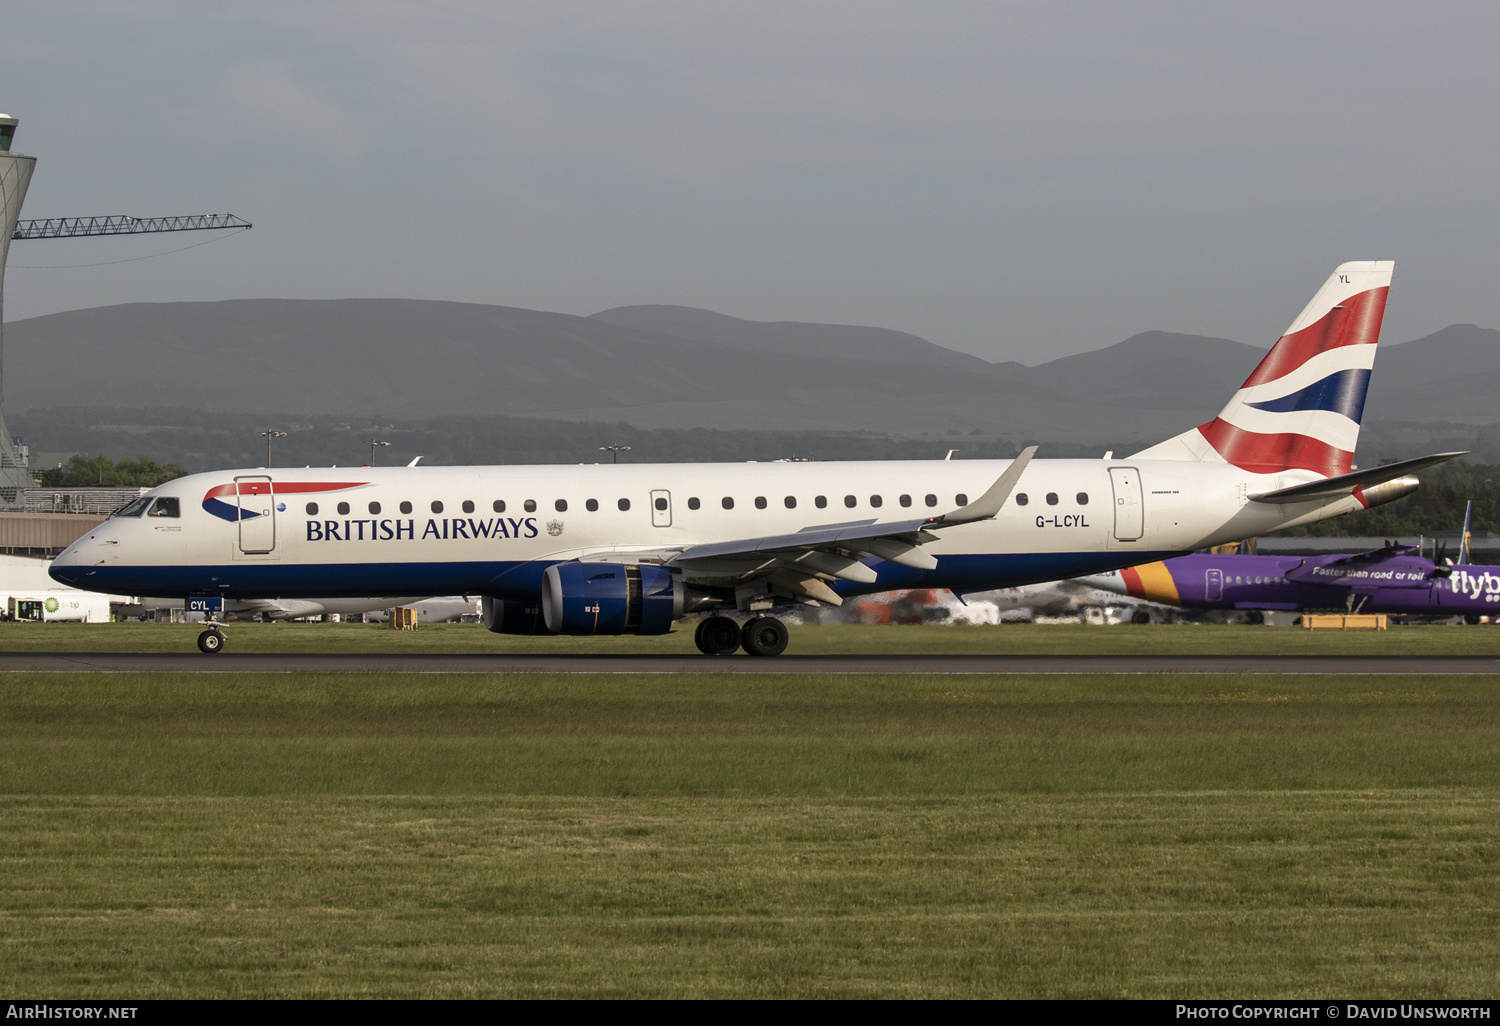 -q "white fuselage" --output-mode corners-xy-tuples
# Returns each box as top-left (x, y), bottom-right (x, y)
(49, 457), (1362, 604)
